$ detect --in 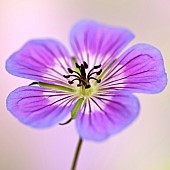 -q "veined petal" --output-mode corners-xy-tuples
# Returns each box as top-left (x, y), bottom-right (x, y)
(101, 44), (167, 93)
(6, 86), (76, 128)
(70, 20), (134, 69)
(76, 91), (139, 141)
(6, 39), (72, 86)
